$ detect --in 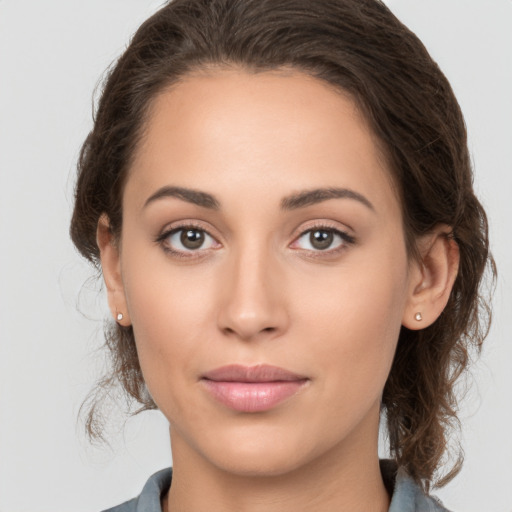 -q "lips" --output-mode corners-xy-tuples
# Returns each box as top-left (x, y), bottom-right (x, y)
(201, 364), (309, 412)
